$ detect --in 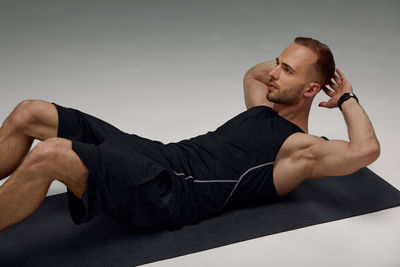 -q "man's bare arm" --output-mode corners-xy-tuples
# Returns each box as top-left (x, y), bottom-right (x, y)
(243, 60), (276, 109)
(305, 68), (380, 178)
